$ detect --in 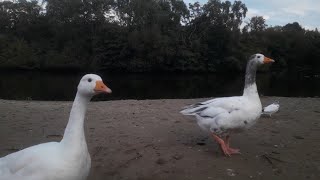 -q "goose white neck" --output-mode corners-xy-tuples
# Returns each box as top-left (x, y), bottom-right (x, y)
(61, 92), (91, 146)
(243, 83), (259, 97)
